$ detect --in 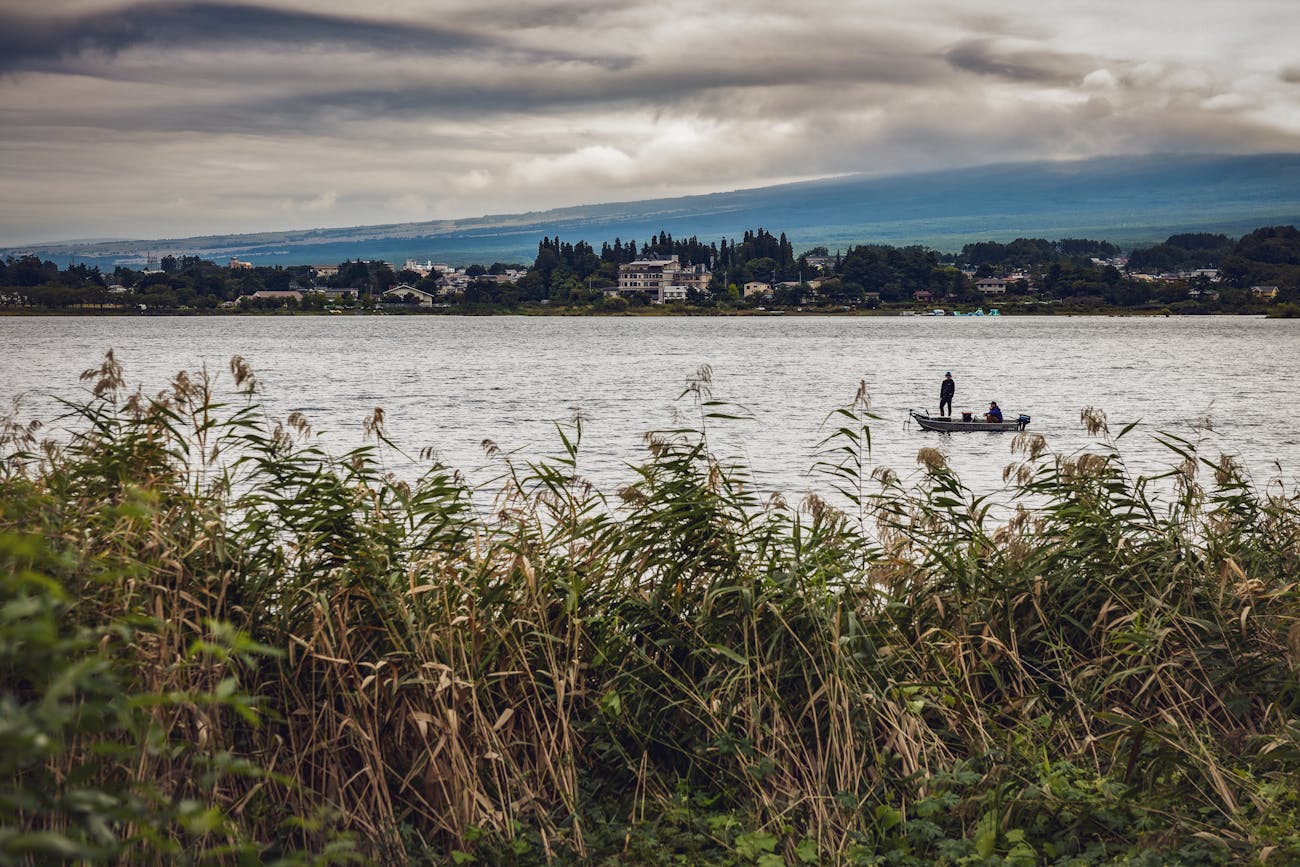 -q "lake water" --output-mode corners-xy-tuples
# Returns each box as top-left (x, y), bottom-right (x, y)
(3, 315), (1298, 501)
